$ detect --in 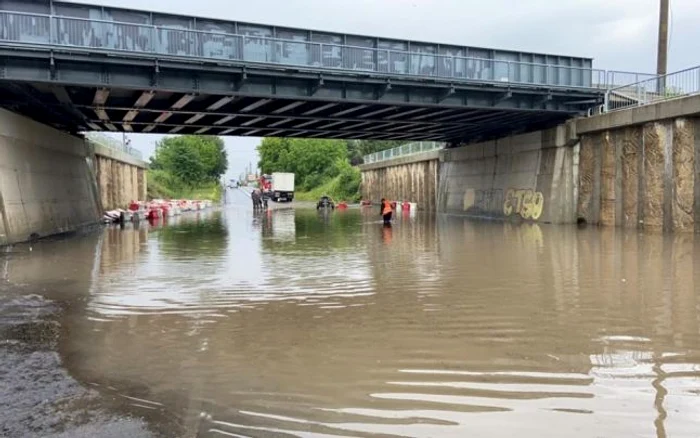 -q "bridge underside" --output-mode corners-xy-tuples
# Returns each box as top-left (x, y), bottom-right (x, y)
(0, 48), (601, 142)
